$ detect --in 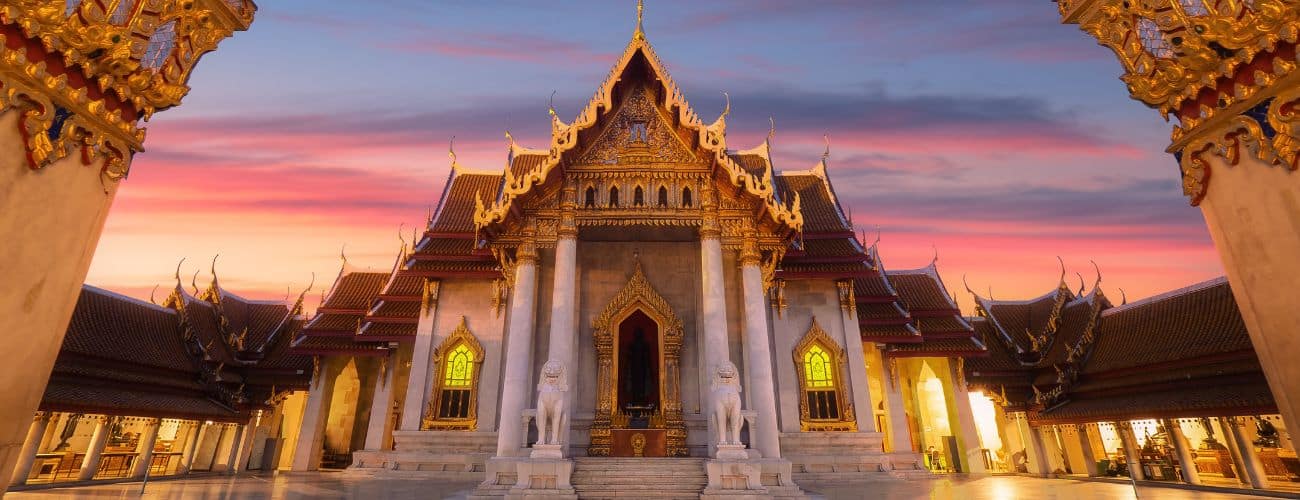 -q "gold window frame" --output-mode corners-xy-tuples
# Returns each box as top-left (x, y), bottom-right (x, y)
(792, 318), (857, 432)
(423, 317), (484, 431)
